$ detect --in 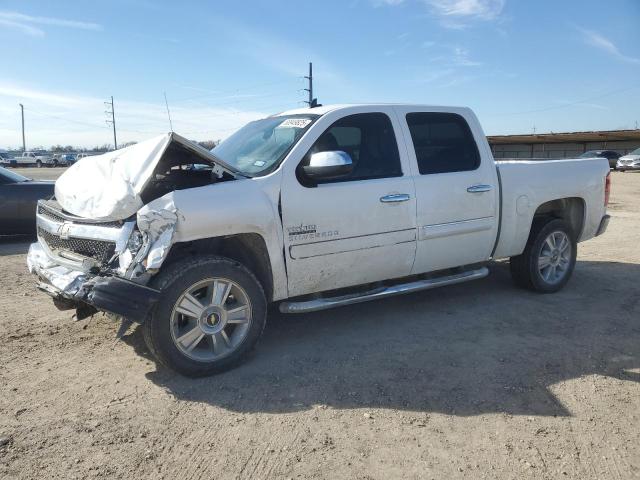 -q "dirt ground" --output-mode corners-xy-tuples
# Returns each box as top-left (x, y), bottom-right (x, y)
(1, 170), (639, 479)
